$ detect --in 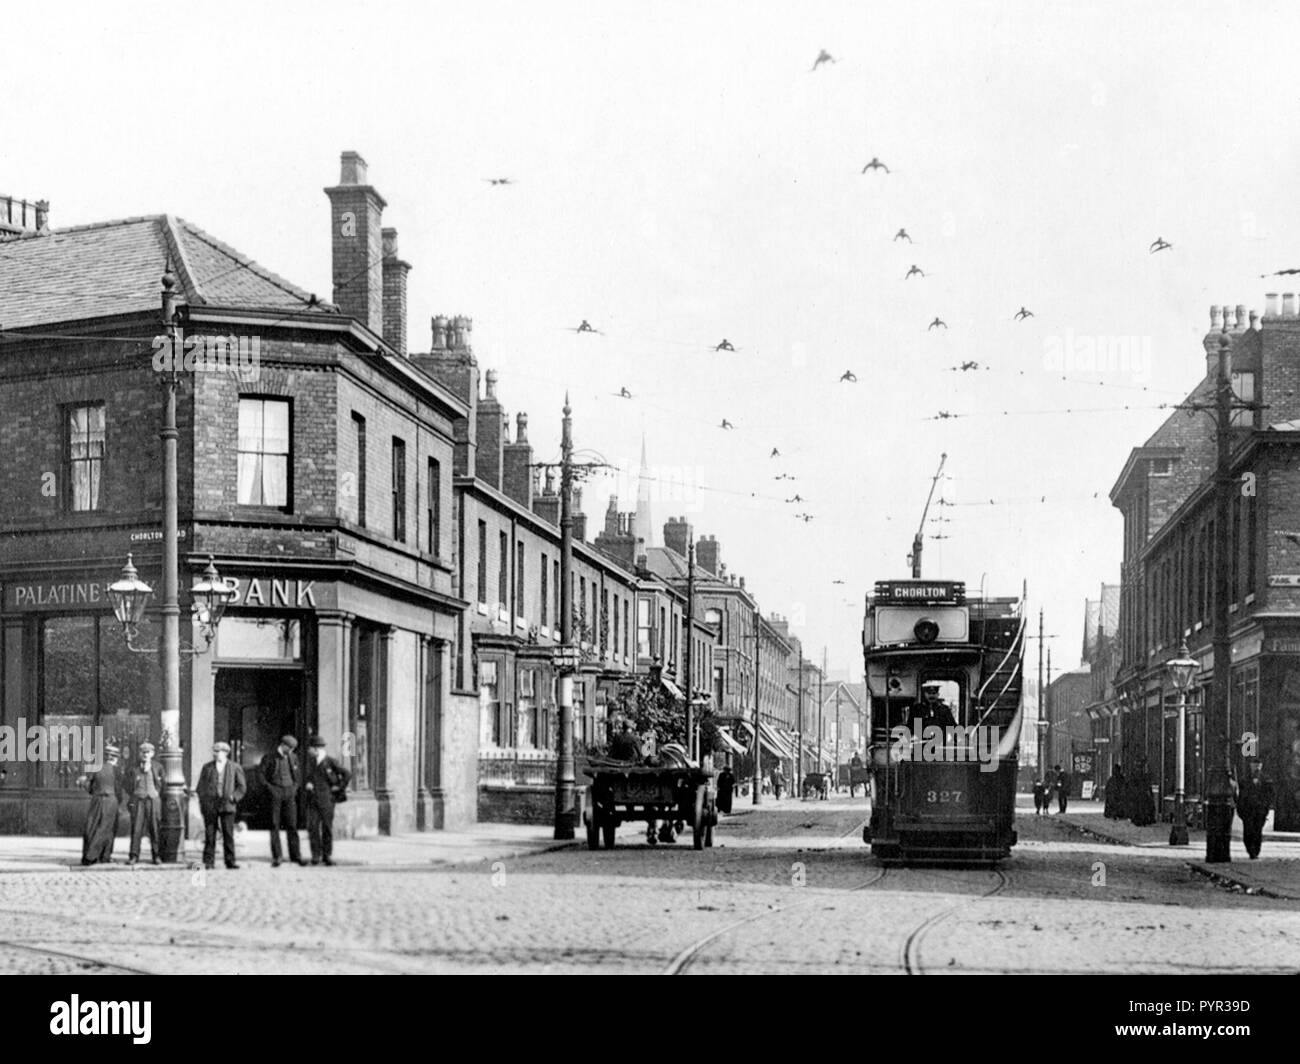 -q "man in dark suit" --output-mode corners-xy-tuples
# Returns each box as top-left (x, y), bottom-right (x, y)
(260, 735), (305, 867)
(122, 741), (165, 865)
(196, 741), (247, 869)
(303, 735), (350, 866)
(1055, 764), (1072, 814)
